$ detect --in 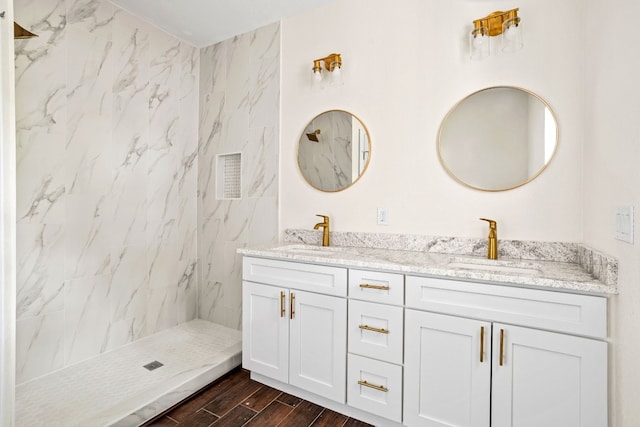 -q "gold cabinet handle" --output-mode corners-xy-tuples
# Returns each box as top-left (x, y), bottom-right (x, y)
(480, 326), (485, 363)
(499, 328), (505, 366)
(359, 324), (389, 334)
(359, 284), (390, 291)
(280, 291), (285, 318)
(358, 380), (388, 392)
(290, 292), (295, 320)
